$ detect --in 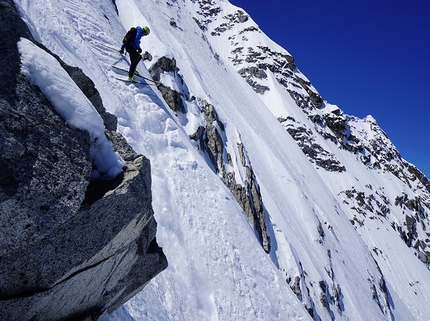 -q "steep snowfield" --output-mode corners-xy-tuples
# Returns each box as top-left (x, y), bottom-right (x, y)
(13, 0), (430, 320)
